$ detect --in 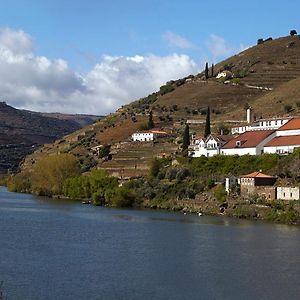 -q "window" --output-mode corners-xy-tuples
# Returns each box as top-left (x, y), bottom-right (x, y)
(283, 192), (286, 197)
(290, 193), (293, 198)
